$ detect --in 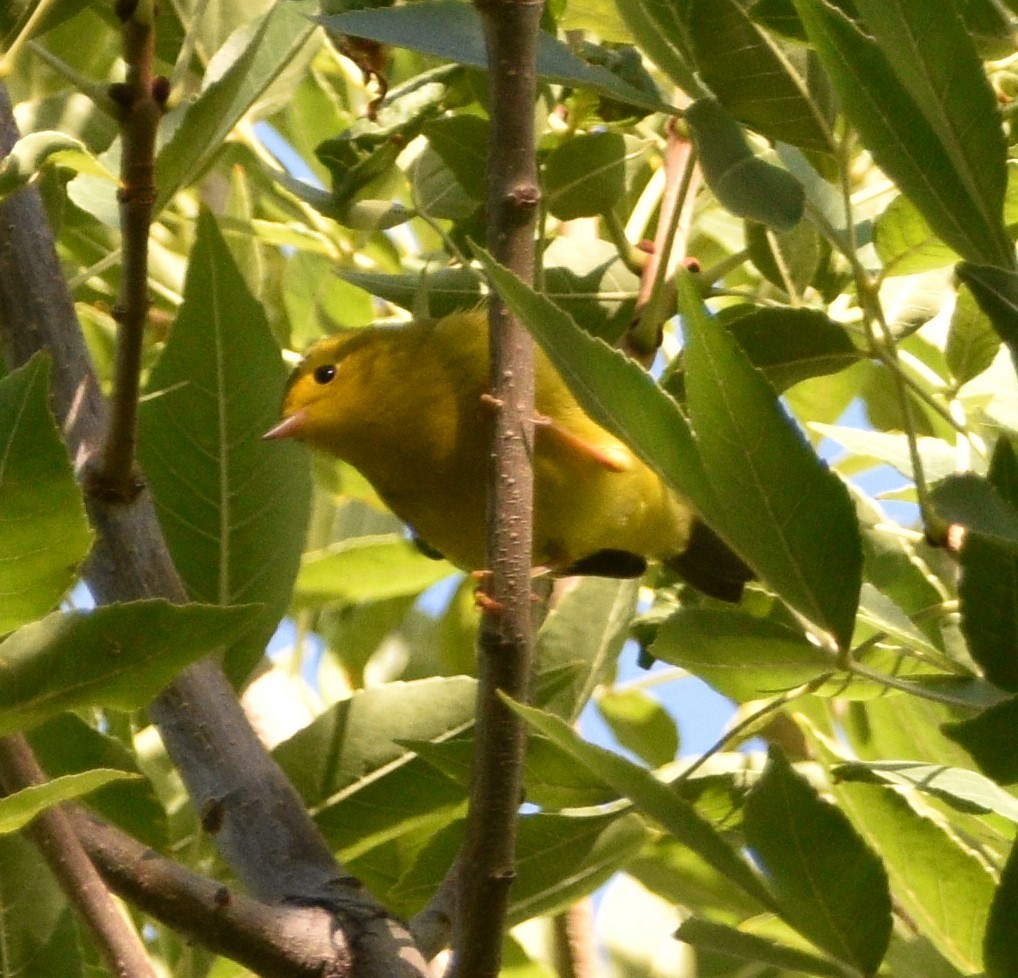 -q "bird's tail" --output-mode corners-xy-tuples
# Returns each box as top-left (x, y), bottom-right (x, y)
(664, 520), (753, 602)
